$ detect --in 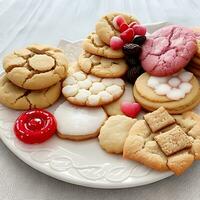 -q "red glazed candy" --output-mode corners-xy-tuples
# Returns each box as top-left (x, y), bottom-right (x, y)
(133, 25), (147, 36)
(121, 102), (141, 118)
(14, 109), (57, 144)
(110, 36), (124, 50)
(120, 28), (135, 43)
(113, 15), (126, 30)
(119, 23), (129, 33)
